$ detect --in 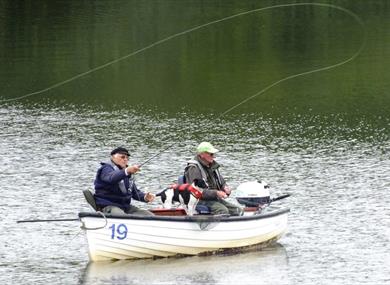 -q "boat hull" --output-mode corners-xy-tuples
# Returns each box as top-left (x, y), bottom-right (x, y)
(79, 208), (289, 261)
